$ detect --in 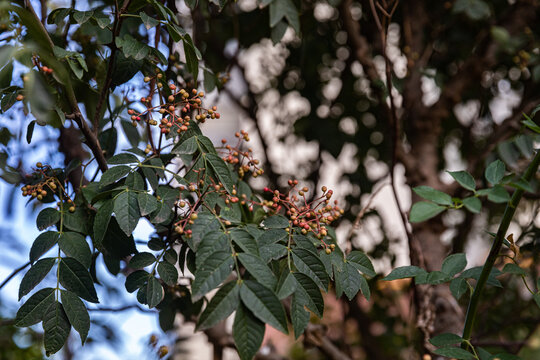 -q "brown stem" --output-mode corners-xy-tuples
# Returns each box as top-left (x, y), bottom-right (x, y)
(304, 324), (352, 360)
(0, 261), (30, 290)
(23, 1), (109, 173)
(92, 0), (132, 133)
